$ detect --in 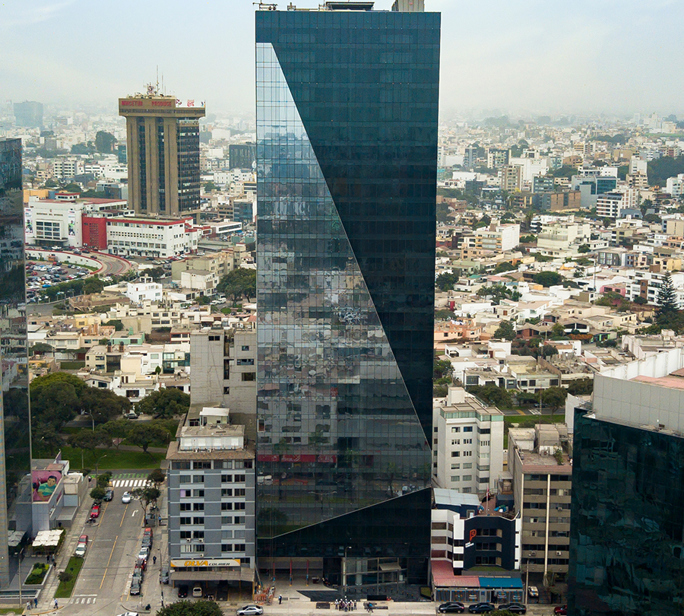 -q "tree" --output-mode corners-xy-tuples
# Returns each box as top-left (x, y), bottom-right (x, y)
(90, 487), (106, 502)
(103, 319), (124, 331)
(80, 387), (131, 428)
(656, 272), (679, 321)
(551, 322), (566, 338)
(82, 276), (105, 295)
(433, 359), (453, 380)
(567, 378), (594, 396)
(541, 386), (568, 417)
(467, 385), (513, 409)
(533, 271), (563, 287)
(477, 284), (521, 305)
(493, 320), (516, 340)
(30, 342), (53, 355)
(135, 388), (190, 419)
(493, 261), (516, 274)
(156, 600), (223, 616)
(131, 485), (161, 526)
(99, 419), (131, 449)
(436, 272), (459, 291)
(127, 423), (170, 454)
(217, 268), (256, 302)
(30, 373), (84, 430)
(95, 131), (117, 153)
(578, 244), (591, 253)
(62, 182), (82, 194)
(148, 468), (166, 489)
(203, 181), (219, 193)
